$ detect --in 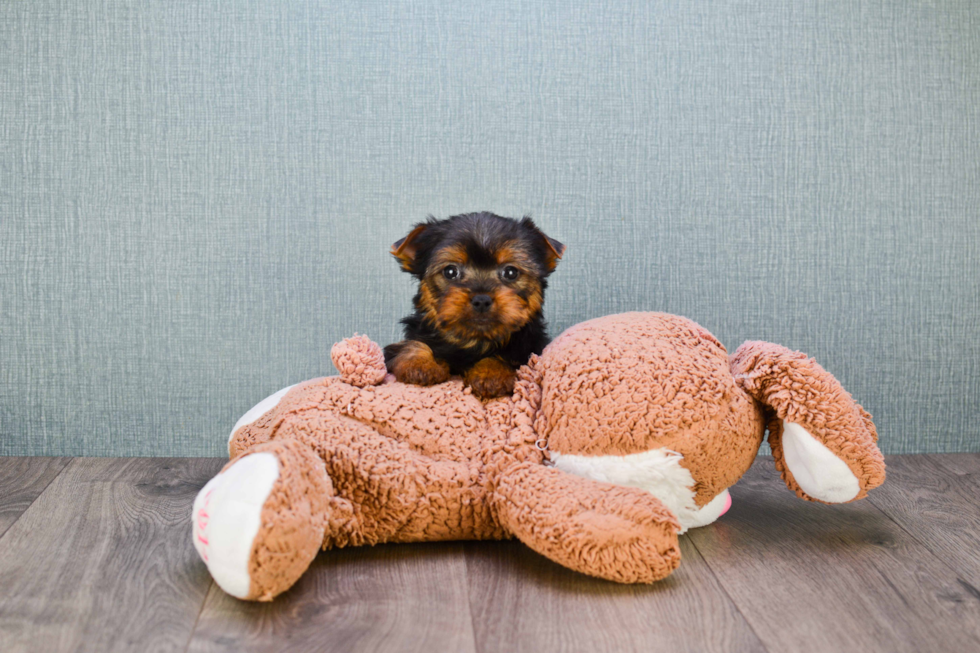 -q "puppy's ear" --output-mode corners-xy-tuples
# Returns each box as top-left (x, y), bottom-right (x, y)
(391, 223), (428, 272)
(520, 217), (566, 272)
(541, 236), (566, 272)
